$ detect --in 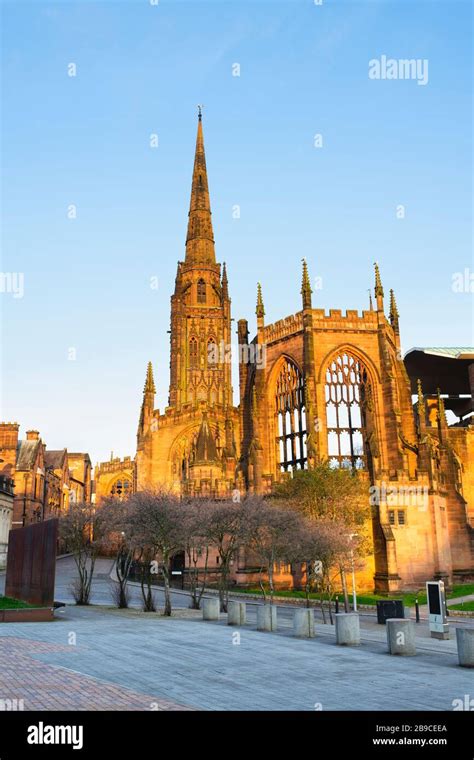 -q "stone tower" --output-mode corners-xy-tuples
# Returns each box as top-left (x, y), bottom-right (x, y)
(134, 111), (239, 497)
(168, 109), (233, 410)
